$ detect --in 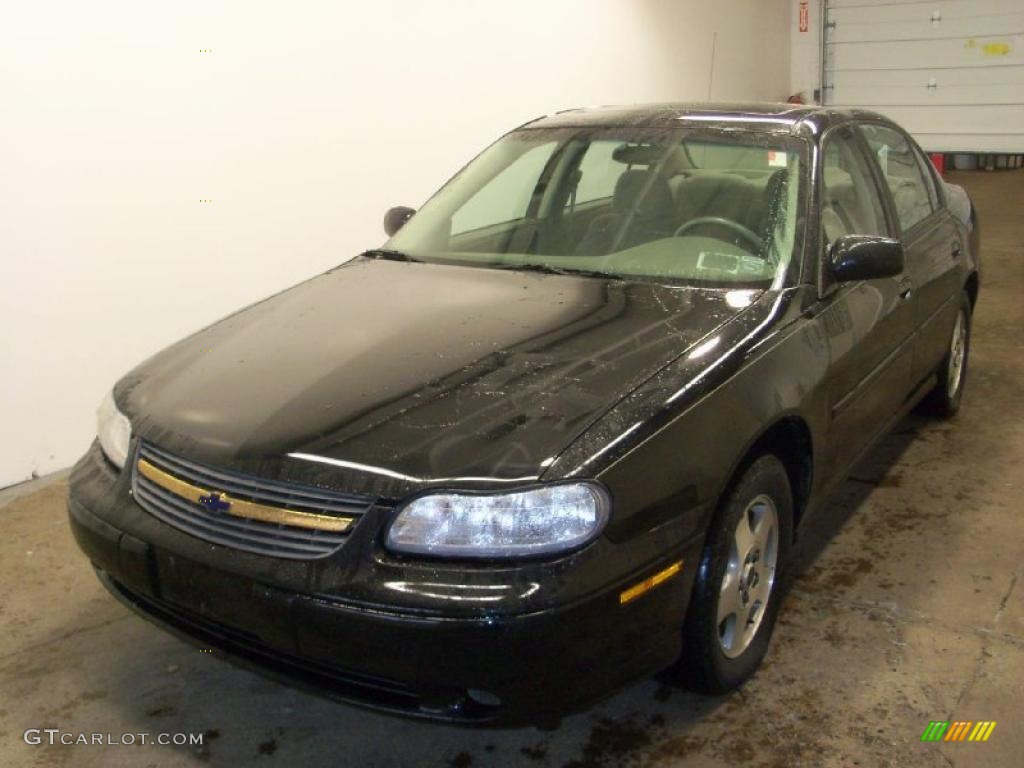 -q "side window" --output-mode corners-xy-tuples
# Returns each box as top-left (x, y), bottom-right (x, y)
(820, 130), (889, 247)
(451, 141), (556, 235)
(572, 141), (625, 205)
(913, 144), (940, 210)
(859, 124), (935, 232)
